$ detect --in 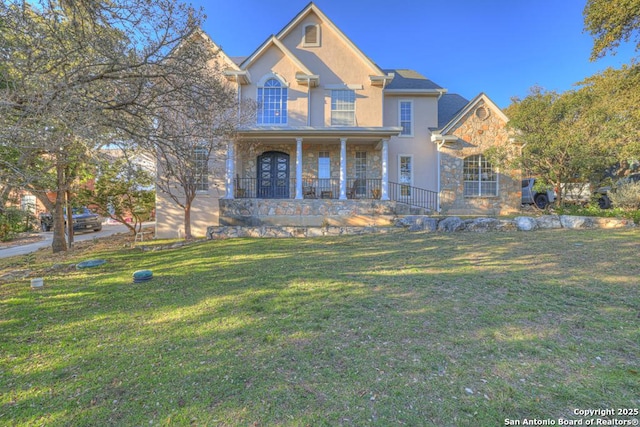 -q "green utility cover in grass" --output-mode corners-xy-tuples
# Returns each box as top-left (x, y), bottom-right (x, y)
(76, 259), (107, 269)
(132, 269), (153, 283)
